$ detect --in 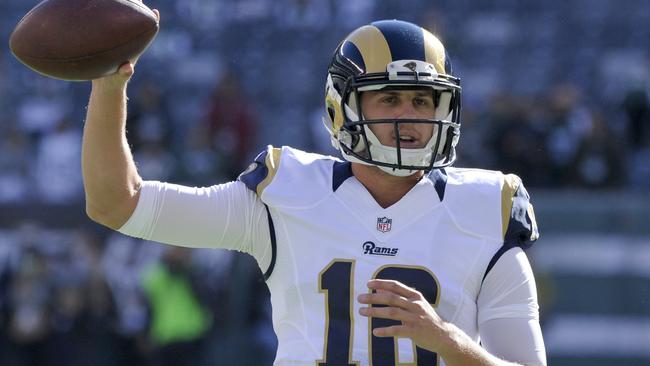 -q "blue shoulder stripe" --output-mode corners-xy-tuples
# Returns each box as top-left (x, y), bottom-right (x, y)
(504, 182), (539, 249)
(483, 176), (539, 284)
(432, 168), (447, 201)
(238, 149), (269, 194)
(332, 161), (353, 192)
(237, 146), (281, 196)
